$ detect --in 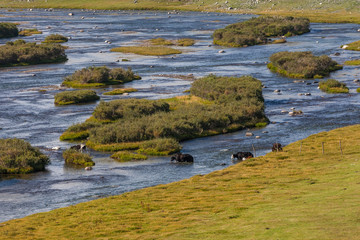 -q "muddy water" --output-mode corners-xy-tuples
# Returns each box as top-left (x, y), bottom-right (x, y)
(0, 9), (359, 222)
